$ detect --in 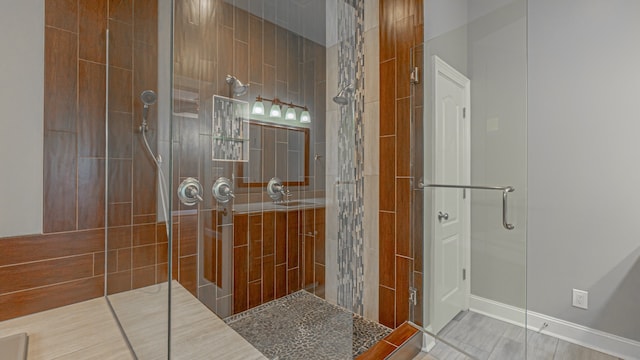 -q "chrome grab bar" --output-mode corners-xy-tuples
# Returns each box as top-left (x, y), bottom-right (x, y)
(417, 182), (515, 230)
